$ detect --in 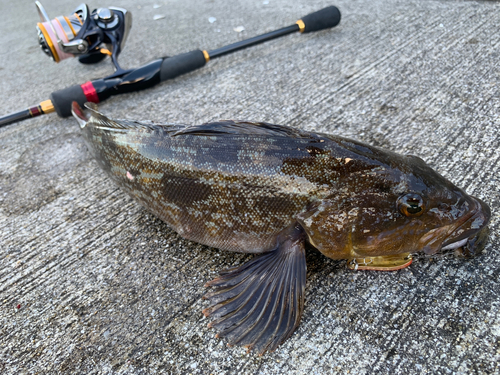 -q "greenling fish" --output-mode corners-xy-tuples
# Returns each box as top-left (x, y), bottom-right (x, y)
(72, 102), (490, 355)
